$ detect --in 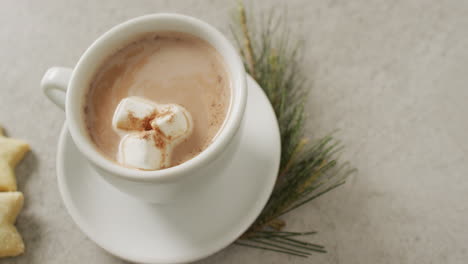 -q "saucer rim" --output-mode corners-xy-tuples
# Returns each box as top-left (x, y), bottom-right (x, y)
(56, 75), (281, 264)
